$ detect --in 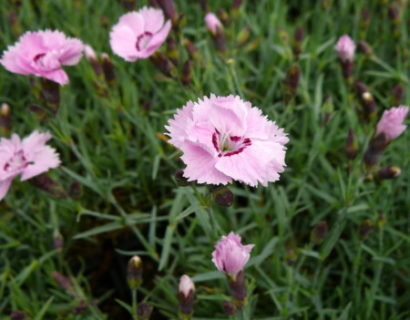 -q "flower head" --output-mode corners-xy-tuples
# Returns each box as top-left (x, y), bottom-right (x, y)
(376, 106), (408, 141)
(212, 232), (254, 276)
(110, 7), (172, 61)
(165, 94), (288, 187)
(204, 12), (223, 35)
(1, 30), (84, 85)
(179, 275), (195, 298)
(0, 131), (60, 200)
(334, 35), (356, 61)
